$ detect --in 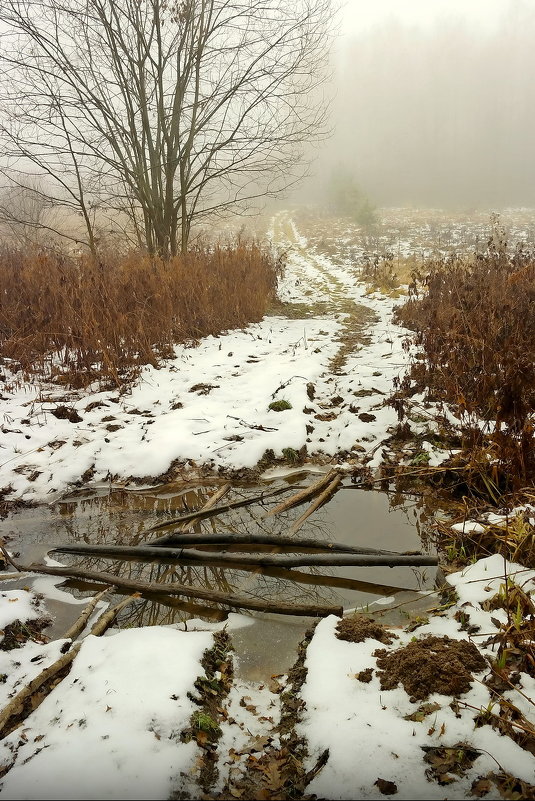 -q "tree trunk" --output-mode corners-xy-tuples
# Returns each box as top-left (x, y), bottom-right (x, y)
(8, 559), (343, 618)
(147, 531), (397, 555)
(49, 543), (438, 568)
